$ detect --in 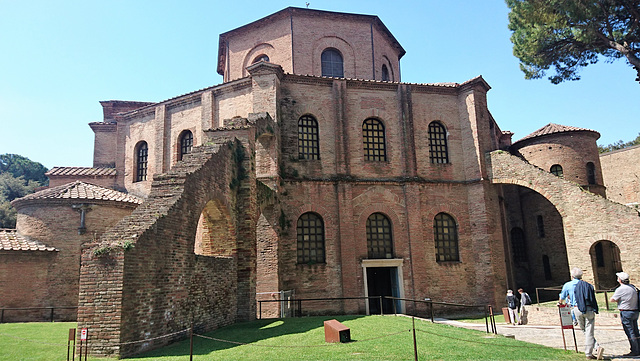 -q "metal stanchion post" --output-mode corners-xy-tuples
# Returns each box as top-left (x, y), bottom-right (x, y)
(412, 317), (418, 361)
(190, 323), (194, 361)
